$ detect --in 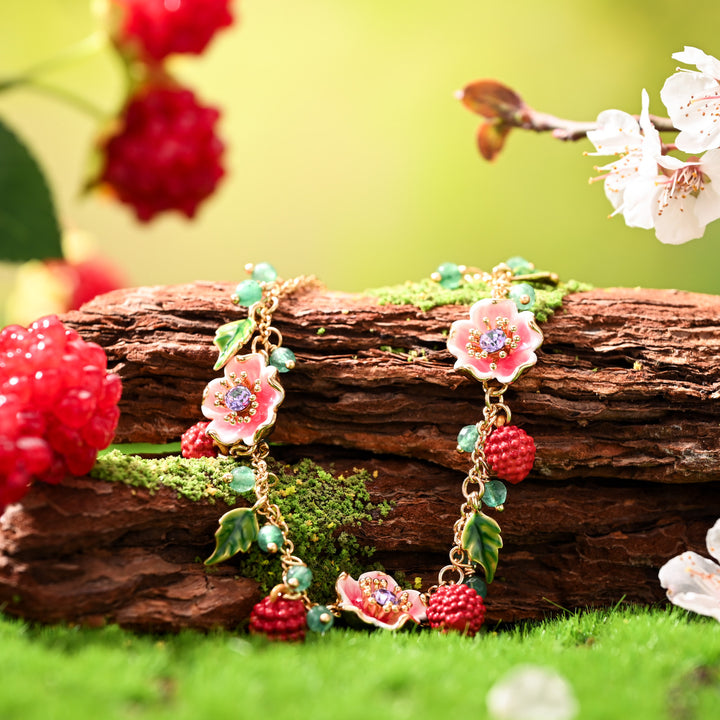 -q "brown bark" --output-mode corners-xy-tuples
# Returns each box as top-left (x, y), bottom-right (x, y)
(1, 283), (719, 630)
